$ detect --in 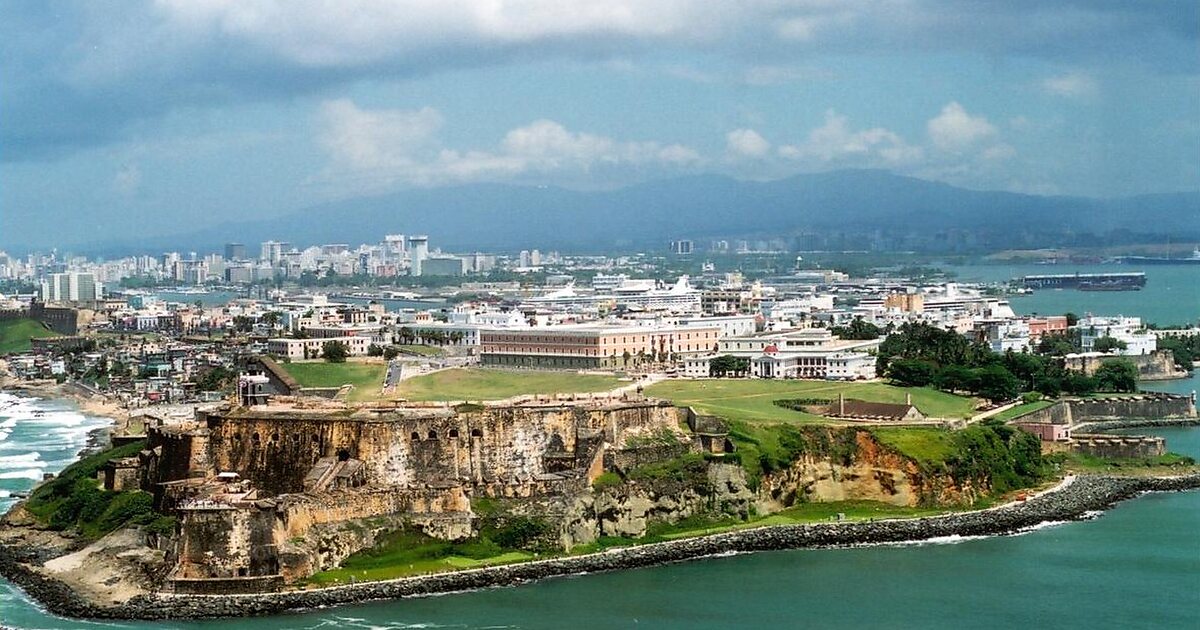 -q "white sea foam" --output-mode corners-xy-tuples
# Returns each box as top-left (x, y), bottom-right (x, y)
(0, 452), (43, 468)
(880, 534), (990, 547)
(0, 468), (45, 480)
